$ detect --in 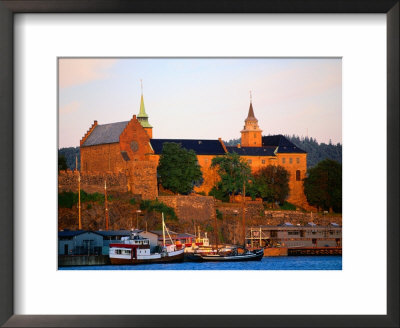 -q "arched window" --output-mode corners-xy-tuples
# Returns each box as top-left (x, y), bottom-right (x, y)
(296, 170), (301, 181)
